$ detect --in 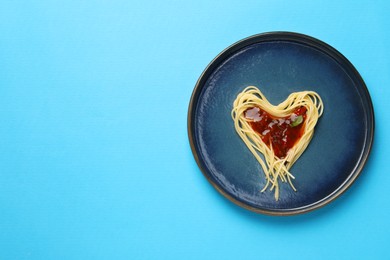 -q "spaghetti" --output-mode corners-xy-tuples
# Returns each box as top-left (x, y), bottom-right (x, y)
(231, 86), (324, 200)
